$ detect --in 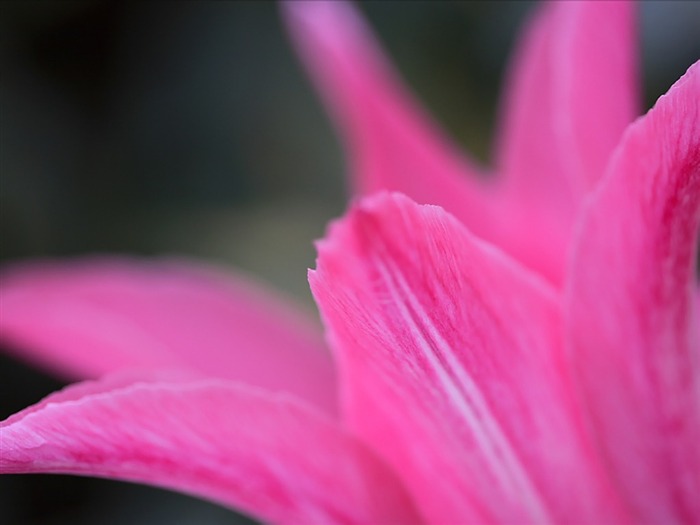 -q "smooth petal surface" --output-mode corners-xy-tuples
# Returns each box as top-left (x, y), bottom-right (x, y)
(490, 0), (639, 286)
(0, 377), (422, 525)
(311, 193), (625, 524)
(566, 62), (700, 523)
(282, 1), (502, 247)
(0, 257), (337, 415)
(497, 0), (639, 209)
